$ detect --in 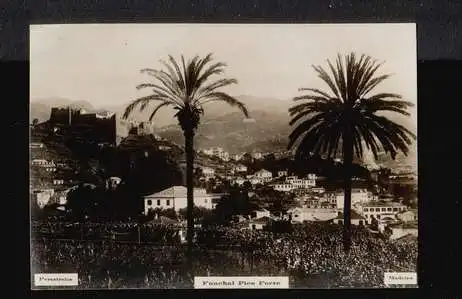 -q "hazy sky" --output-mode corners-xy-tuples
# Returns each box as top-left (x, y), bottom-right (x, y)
(30, 23), (417, 121)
